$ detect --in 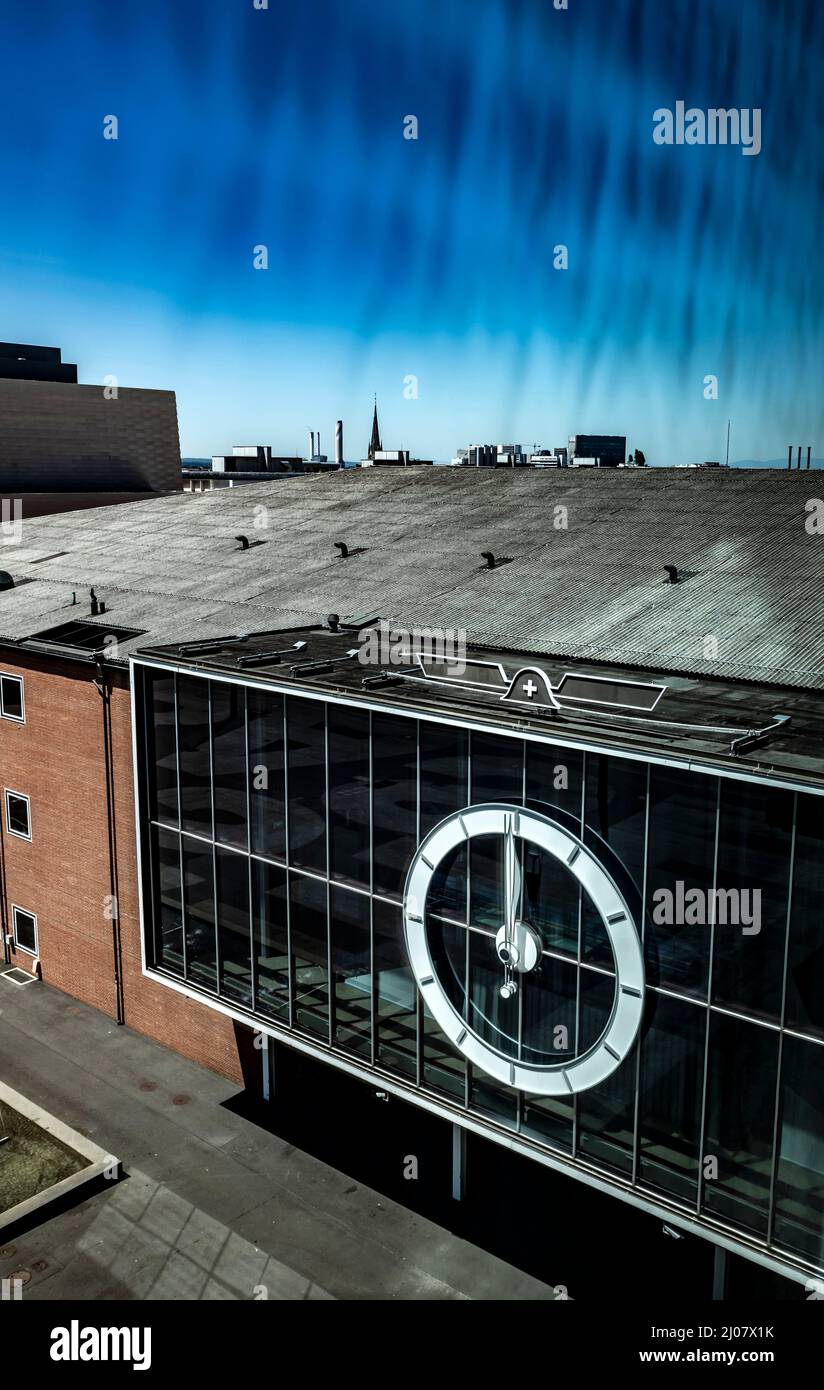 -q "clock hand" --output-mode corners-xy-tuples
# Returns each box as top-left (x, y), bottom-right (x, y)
(497, 813), (522, 999)
(504, 812), (521, 947)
